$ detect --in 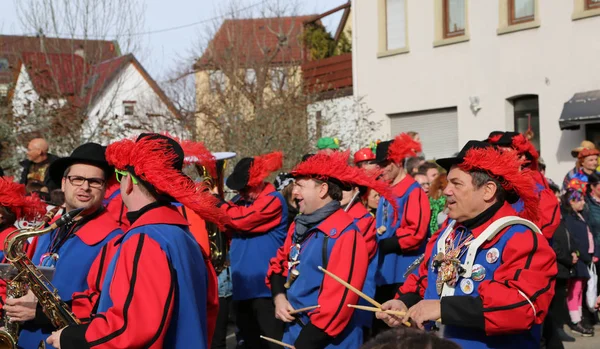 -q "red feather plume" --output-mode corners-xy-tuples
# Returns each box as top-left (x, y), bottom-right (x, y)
(511, 134), (539, 170)
(388, 133), (422, 164)
(459, 147), (539, 222)
(291, 151), (399, 212)
(106, 136), (231, 230)
(247, 151), (283, 188)
(0, 177), (46, 221)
